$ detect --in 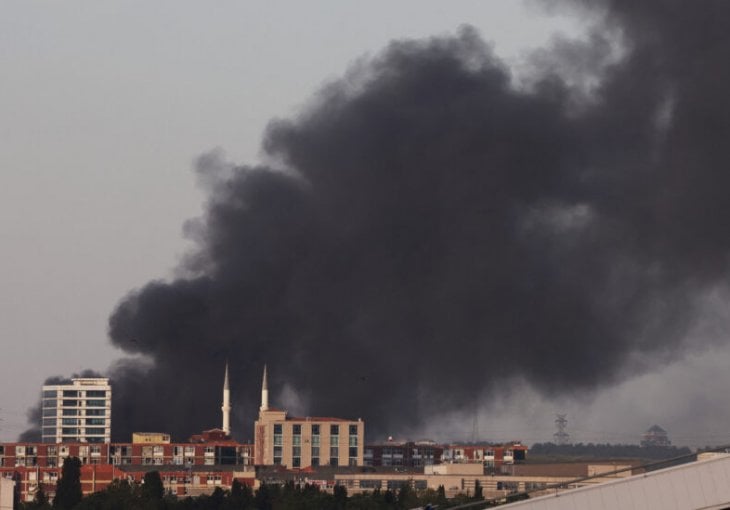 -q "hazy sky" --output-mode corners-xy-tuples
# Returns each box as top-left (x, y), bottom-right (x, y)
(2, 1), (729, 448)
